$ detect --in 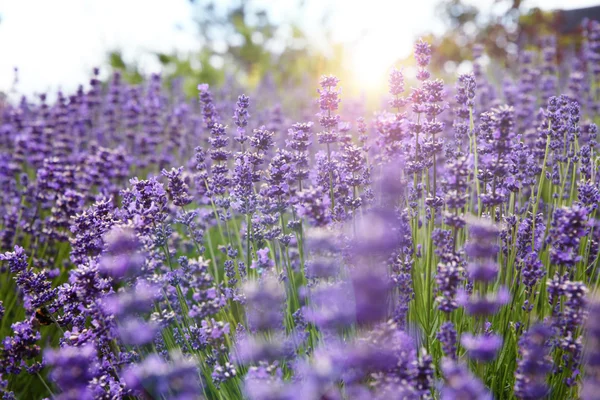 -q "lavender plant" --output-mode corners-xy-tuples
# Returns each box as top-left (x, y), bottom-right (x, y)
(2, 25), (600, 400)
